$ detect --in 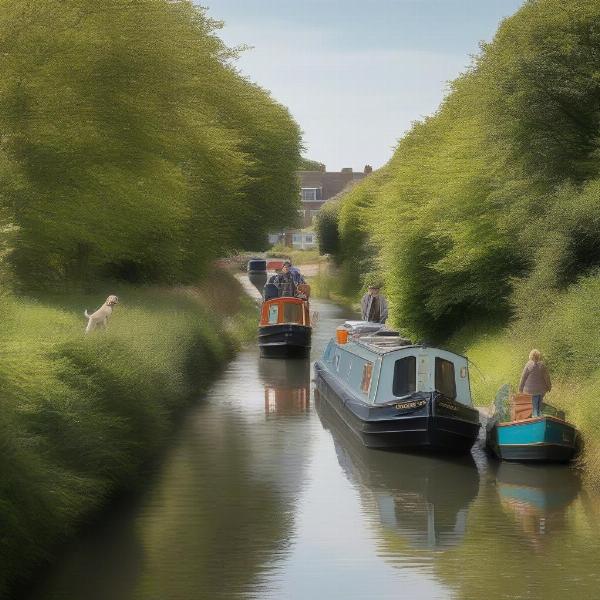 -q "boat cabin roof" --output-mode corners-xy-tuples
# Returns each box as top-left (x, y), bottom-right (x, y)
(323, 325), (473, 407)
